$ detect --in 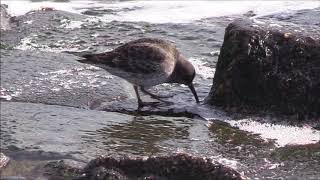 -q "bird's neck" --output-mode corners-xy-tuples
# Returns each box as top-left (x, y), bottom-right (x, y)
(167, 59), (184, 83)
